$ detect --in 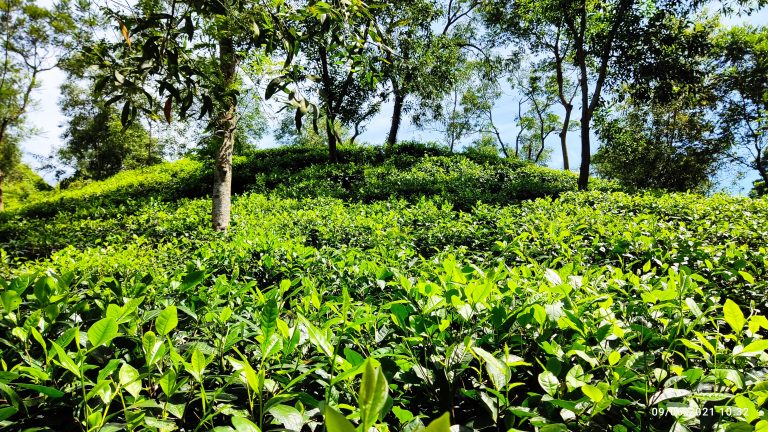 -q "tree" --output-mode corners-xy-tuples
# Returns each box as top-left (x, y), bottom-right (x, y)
(412, 61), (491, 152)
(593, 14), (730, 191)
(483, 0), (724, 189)
(0, 0), (61, 210)
(715, 25), (768, 187)
(515, 69), (560, 164)
(90, 0), (369, 231)
(593, 97), (728, 192)
(482, 1), (578, 169)
(378, 0), (481, 149)
(58, 81), (163, 181)
(284, 1), (384, 162)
